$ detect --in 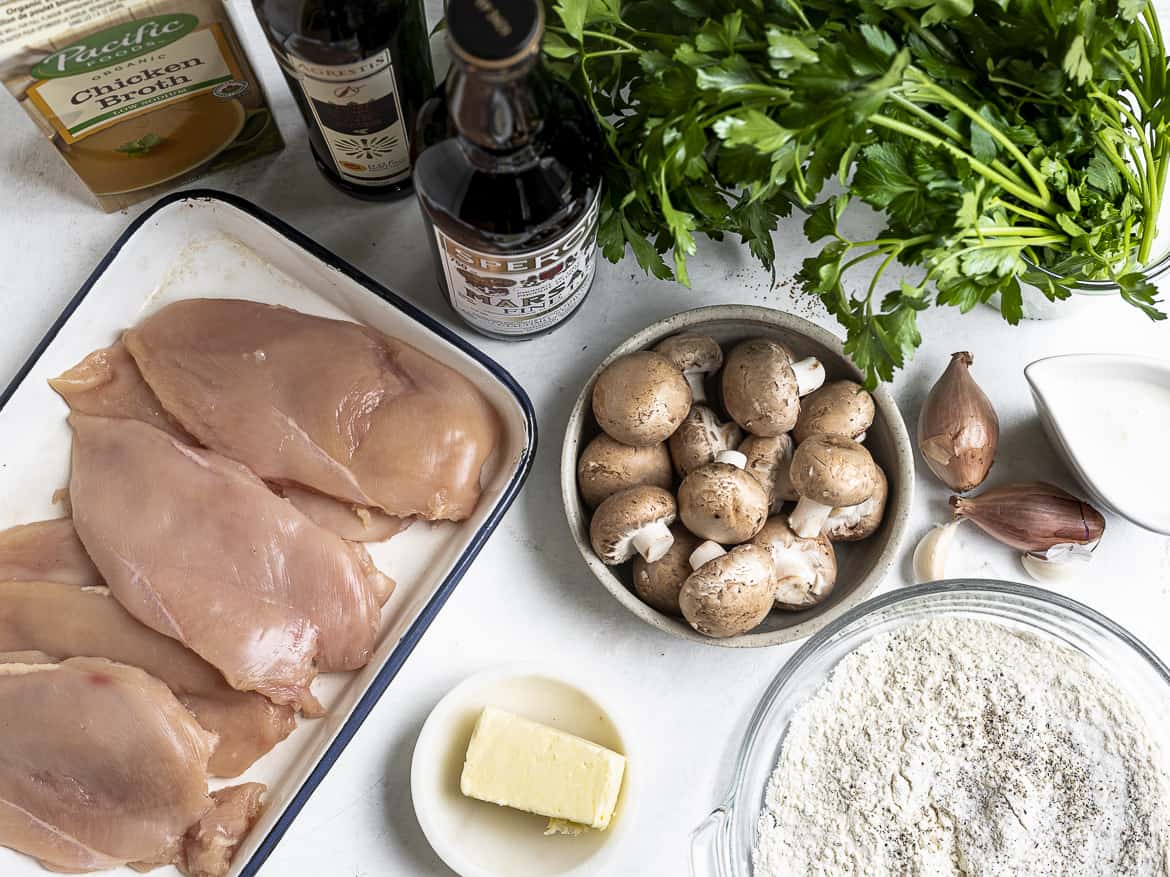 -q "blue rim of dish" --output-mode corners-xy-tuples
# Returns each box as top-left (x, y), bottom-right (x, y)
(0, 188), (538, 877)
(707, 579), (1170, 868)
